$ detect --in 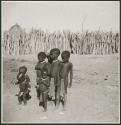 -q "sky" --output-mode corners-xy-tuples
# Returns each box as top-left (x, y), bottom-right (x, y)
(2, 1), (120, 33)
